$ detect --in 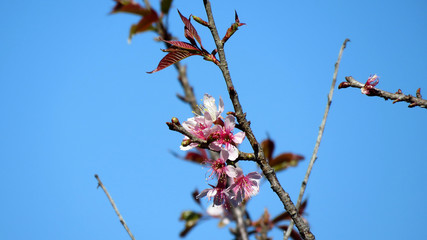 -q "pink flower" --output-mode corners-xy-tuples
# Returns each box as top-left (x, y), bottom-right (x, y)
(208, 115), (245, 160)
(206, 150), (238, 180)
(197, 185), (230, 206)
(227, 168), (262, 206)
(180, 116), (212, 150)
(180, 94), (224, 151)
(361, 74), (379, 95)
(197, 94), (224, 123)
